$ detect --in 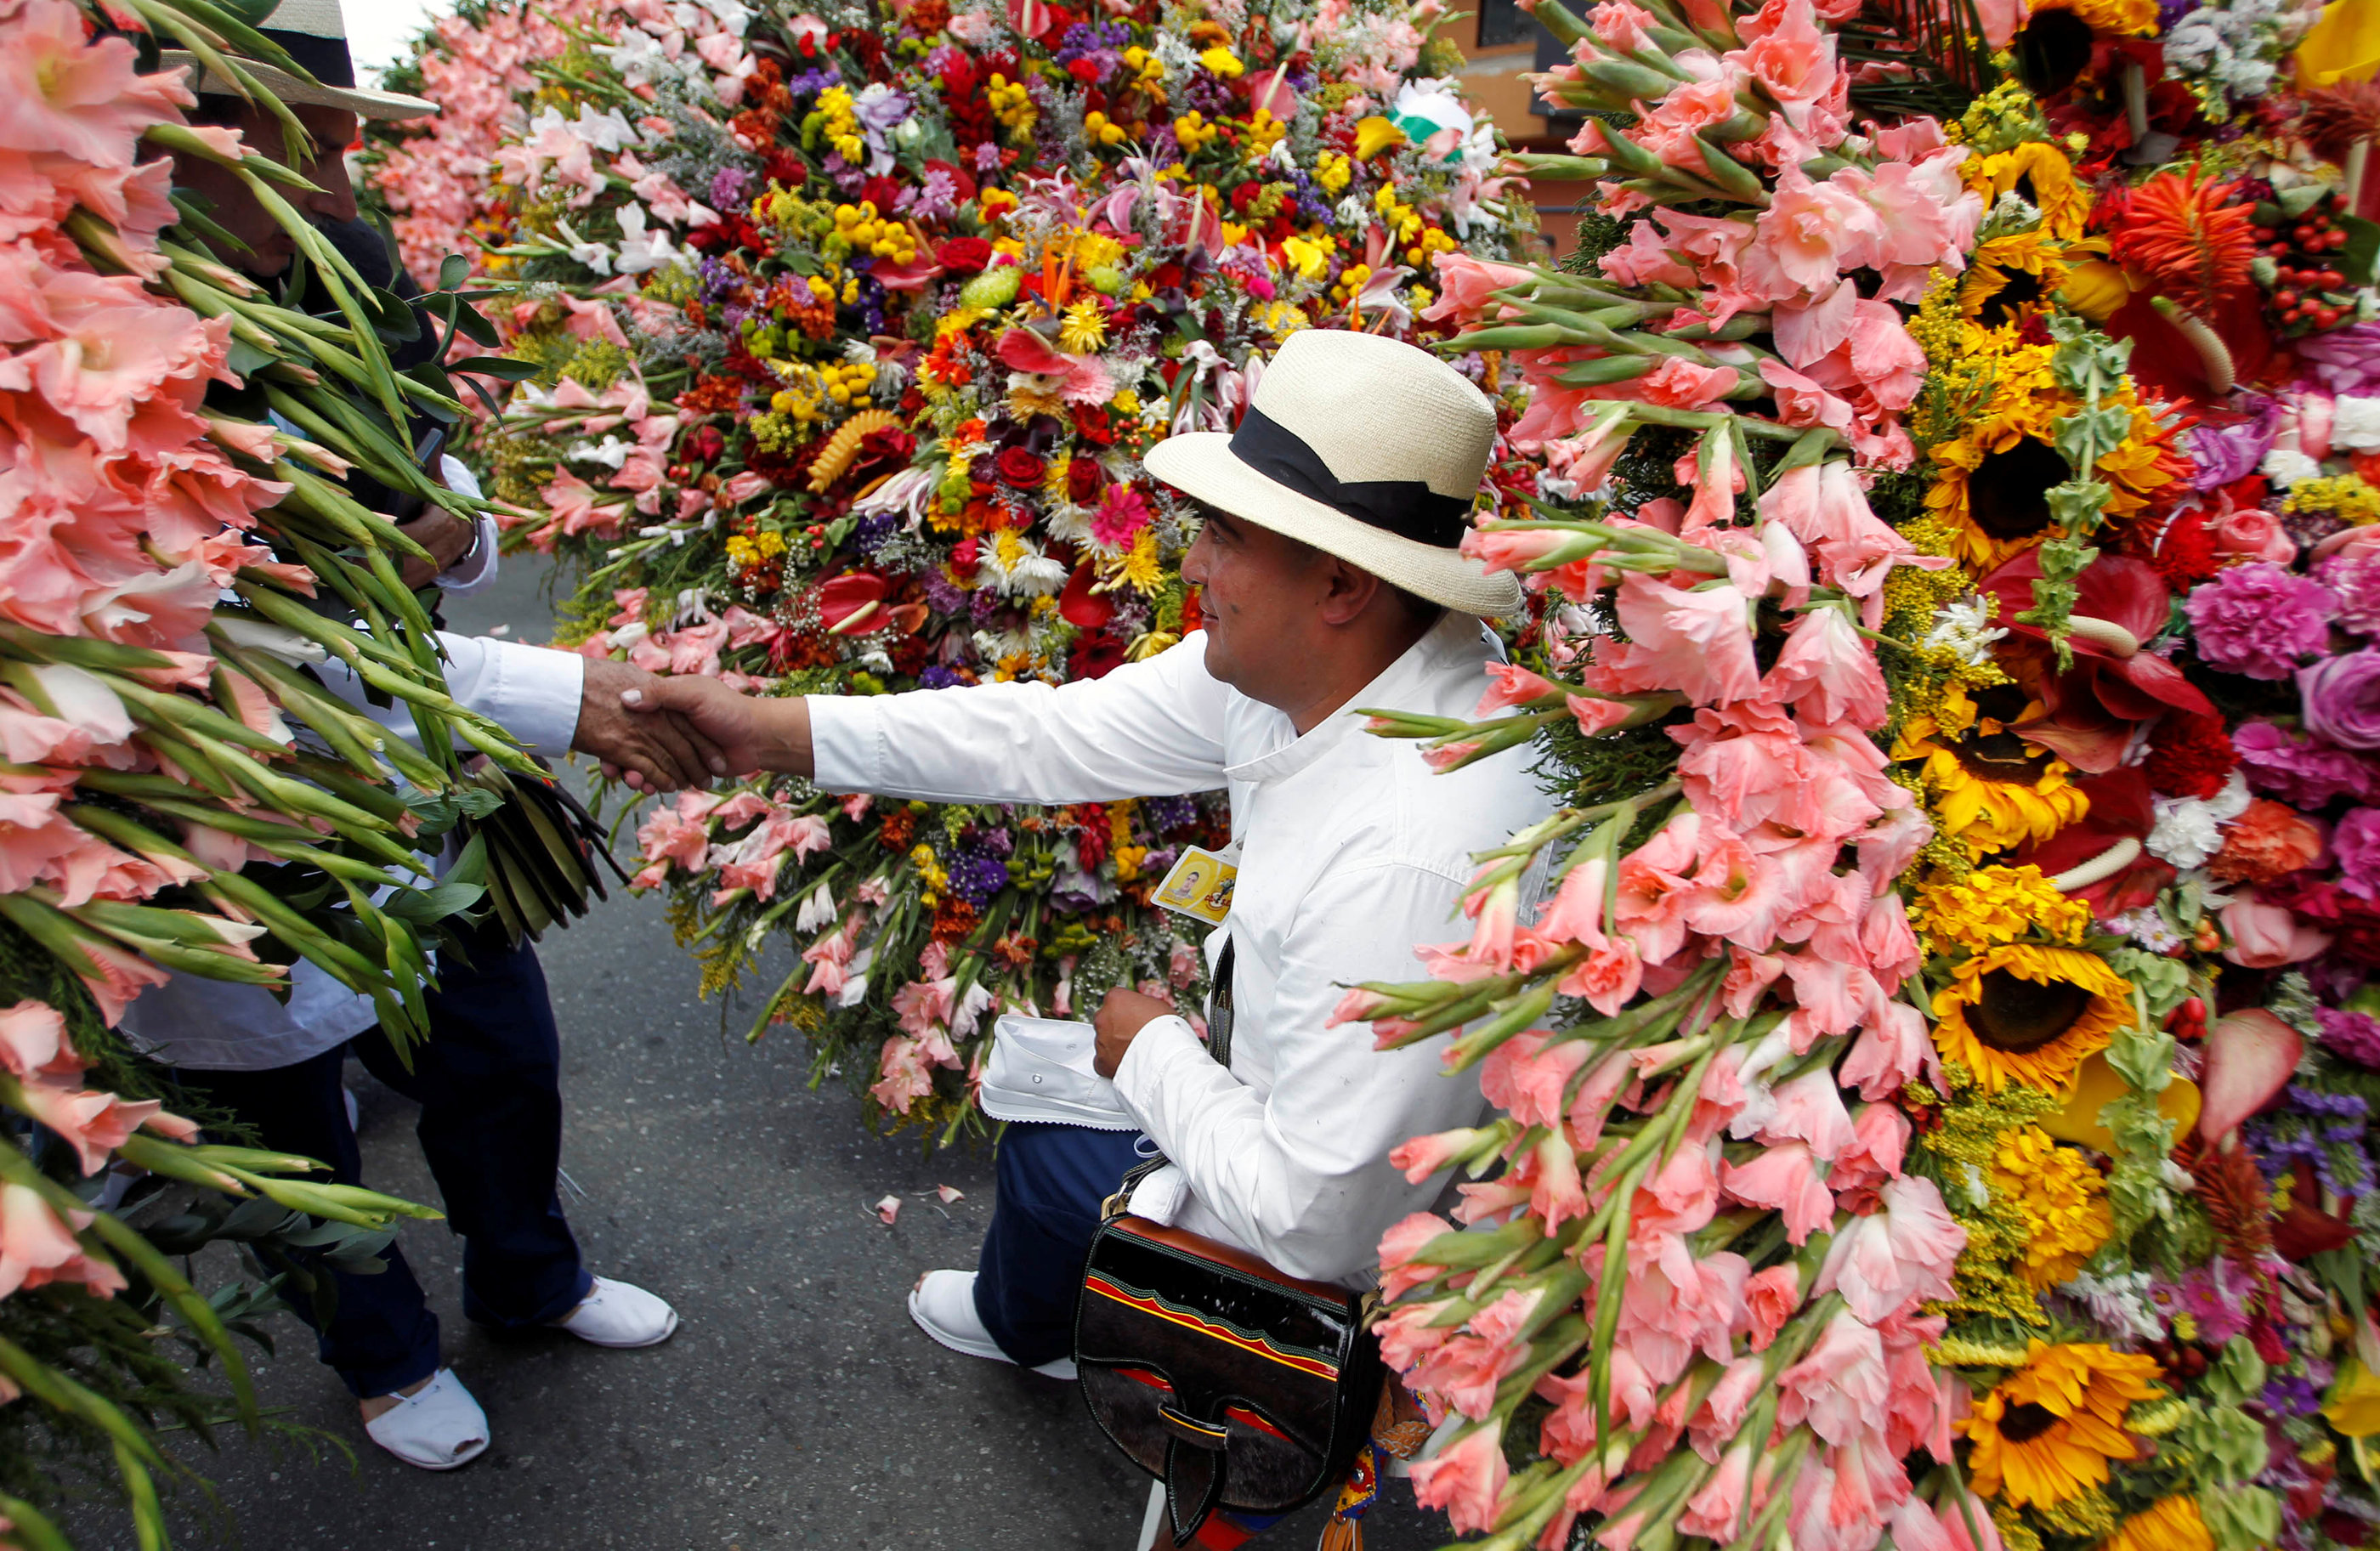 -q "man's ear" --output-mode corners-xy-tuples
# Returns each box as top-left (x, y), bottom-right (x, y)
(1316, 556), (1383, 626)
